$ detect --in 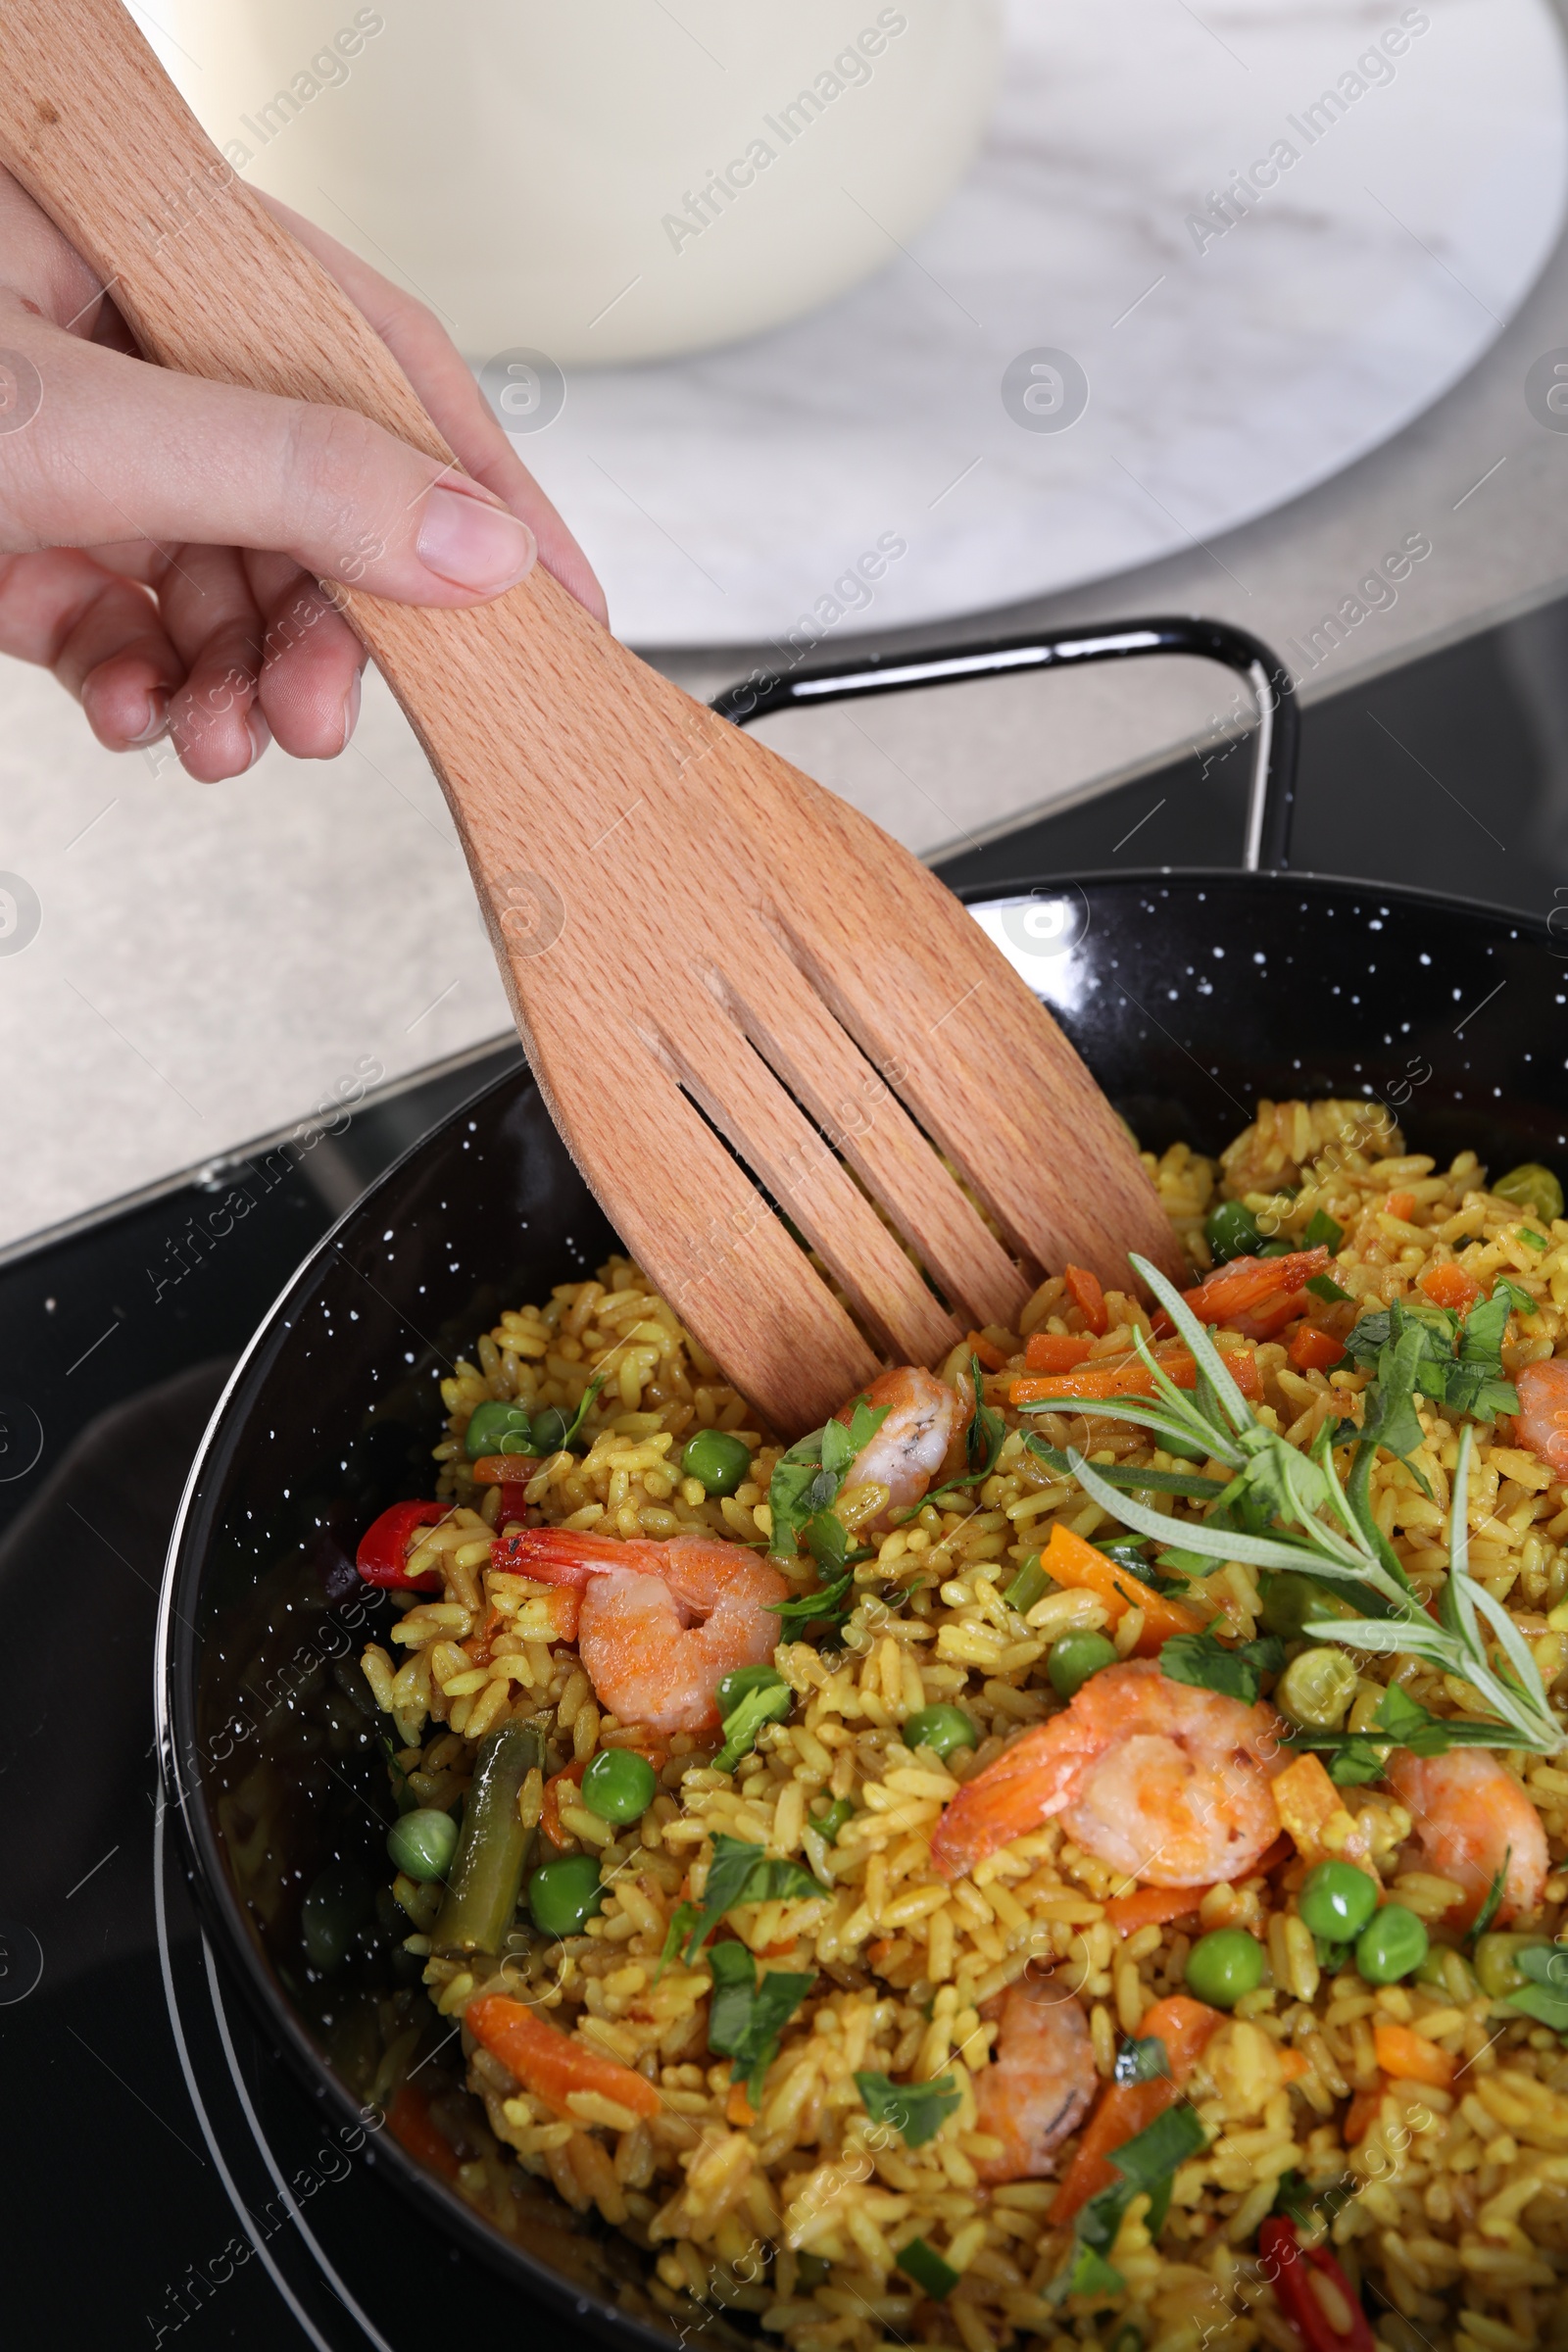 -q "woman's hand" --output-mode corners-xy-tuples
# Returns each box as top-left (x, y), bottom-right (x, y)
(0, 168), (604, 781)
